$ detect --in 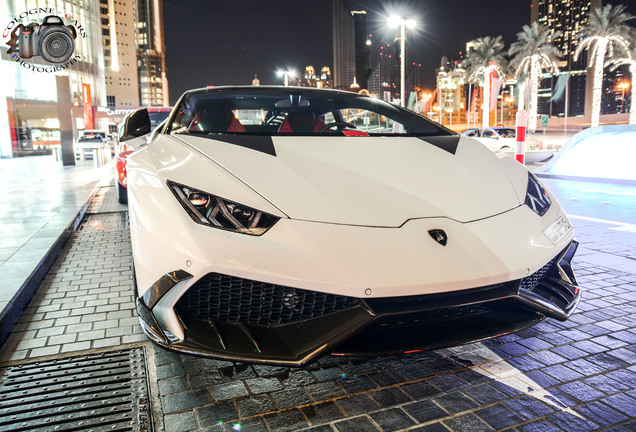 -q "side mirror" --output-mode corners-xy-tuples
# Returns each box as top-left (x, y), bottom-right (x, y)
(119, 108), (151, 142)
